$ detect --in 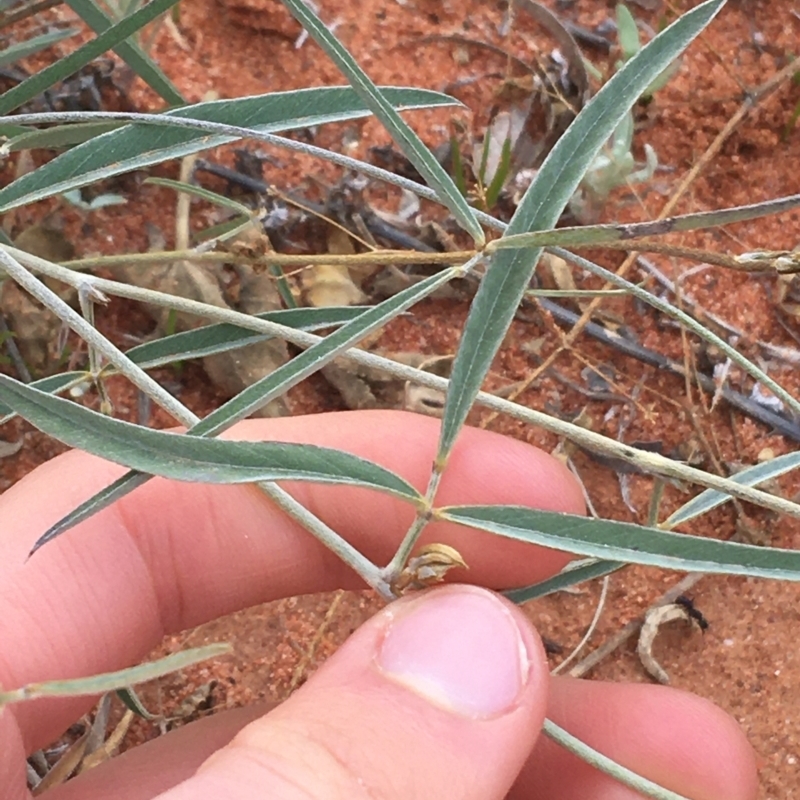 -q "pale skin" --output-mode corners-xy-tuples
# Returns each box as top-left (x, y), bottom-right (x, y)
(0, 410), (758, 800)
